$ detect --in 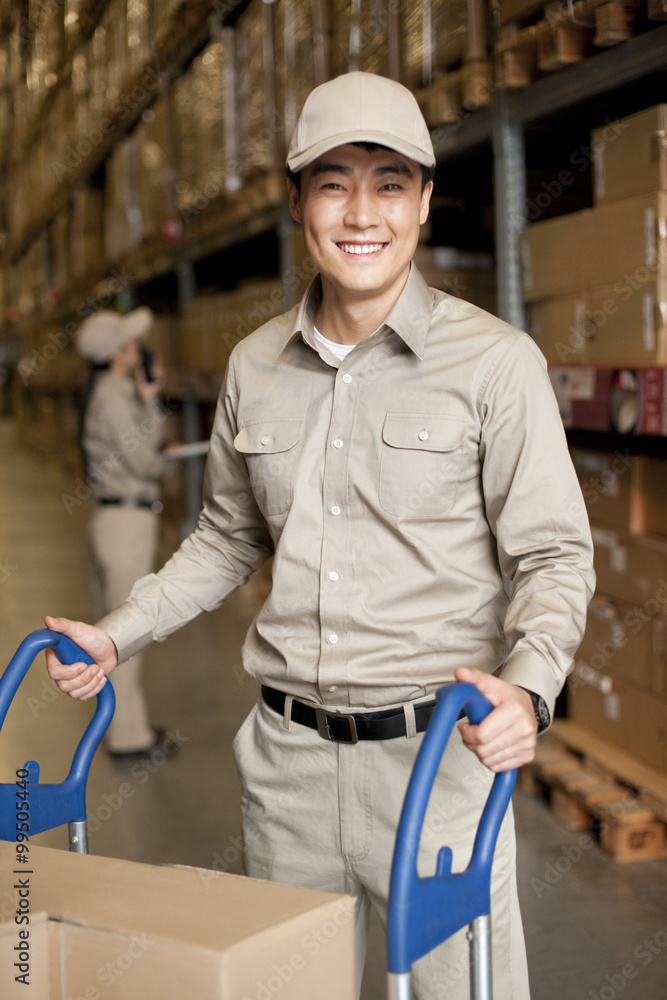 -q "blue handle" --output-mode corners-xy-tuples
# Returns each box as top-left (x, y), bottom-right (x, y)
(387, 682), (517, 975)
(0, 629), (115, 838)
